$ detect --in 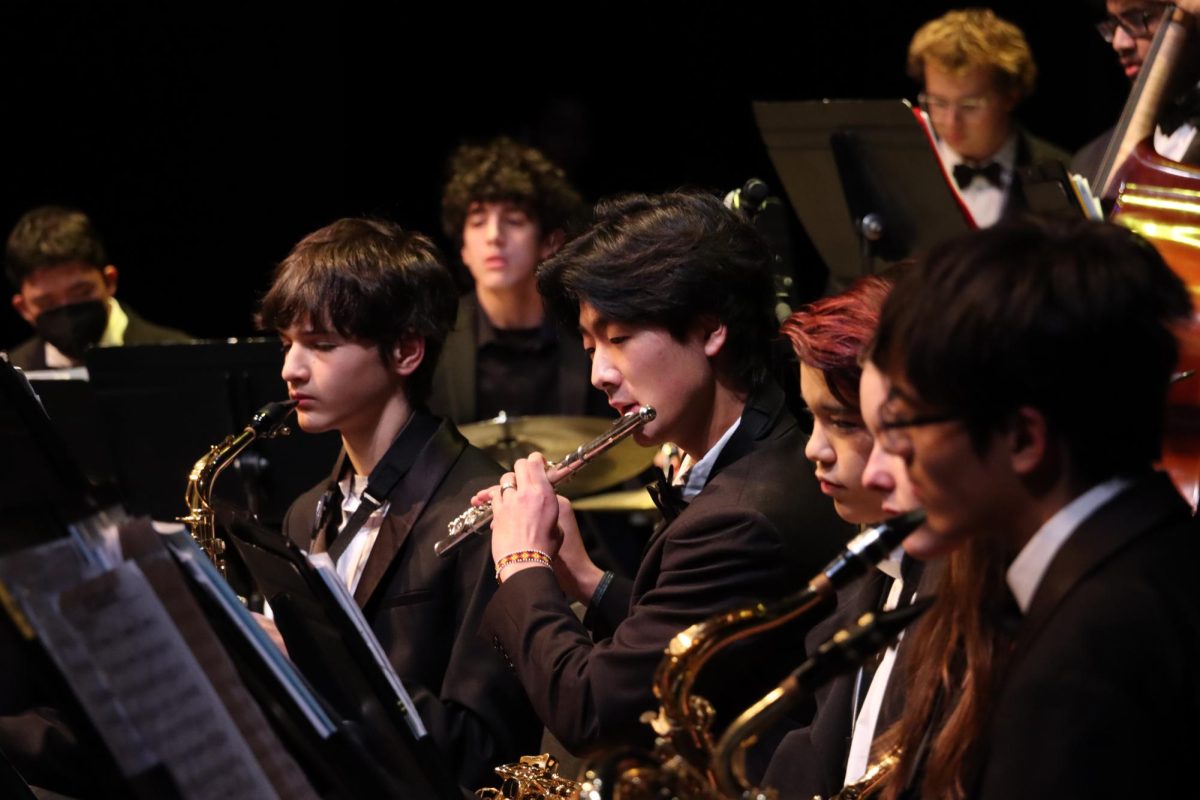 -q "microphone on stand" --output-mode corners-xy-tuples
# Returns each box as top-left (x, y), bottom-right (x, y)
(722, 177), (798, 322)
